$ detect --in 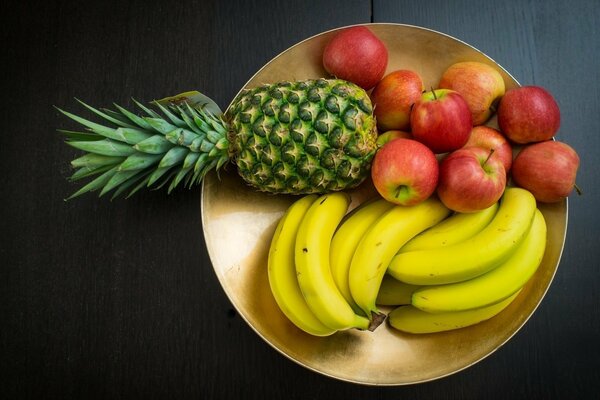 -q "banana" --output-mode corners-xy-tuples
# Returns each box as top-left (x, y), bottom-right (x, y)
(376, 202), (498, 307)
(349, 197), (451, 319)
(295, 192), (371, 331)
(376, 275), (420, 306)
(267, 194), (336, 336)
(388, 187), (537, 285)
(388, 290), (521, 334)
(330, 198), (395, 313)
(399, 202), (499, 253)
(412, 208), (547, 313)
